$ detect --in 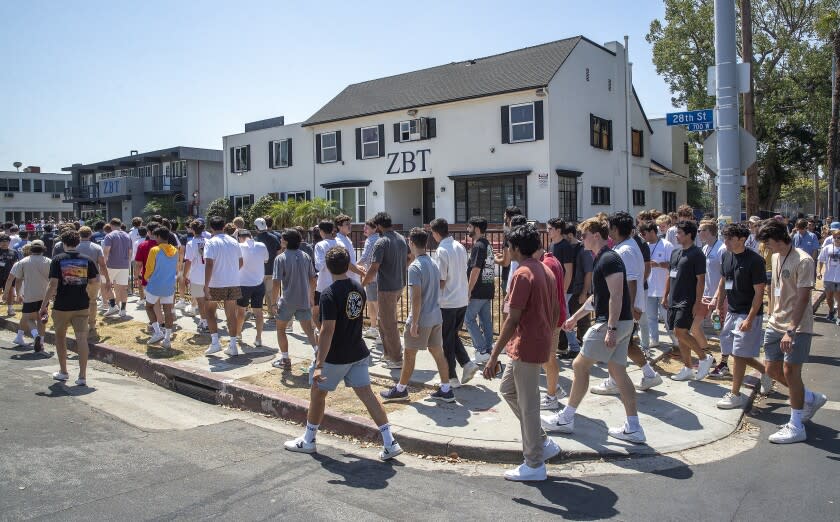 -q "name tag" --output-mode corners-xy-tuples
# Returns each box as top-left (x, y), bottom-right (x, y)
(669, 269), (678, 278)
(0, 262), (5, 267)
(725, 280), (734, 290)
(774, 287), (781, 297)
